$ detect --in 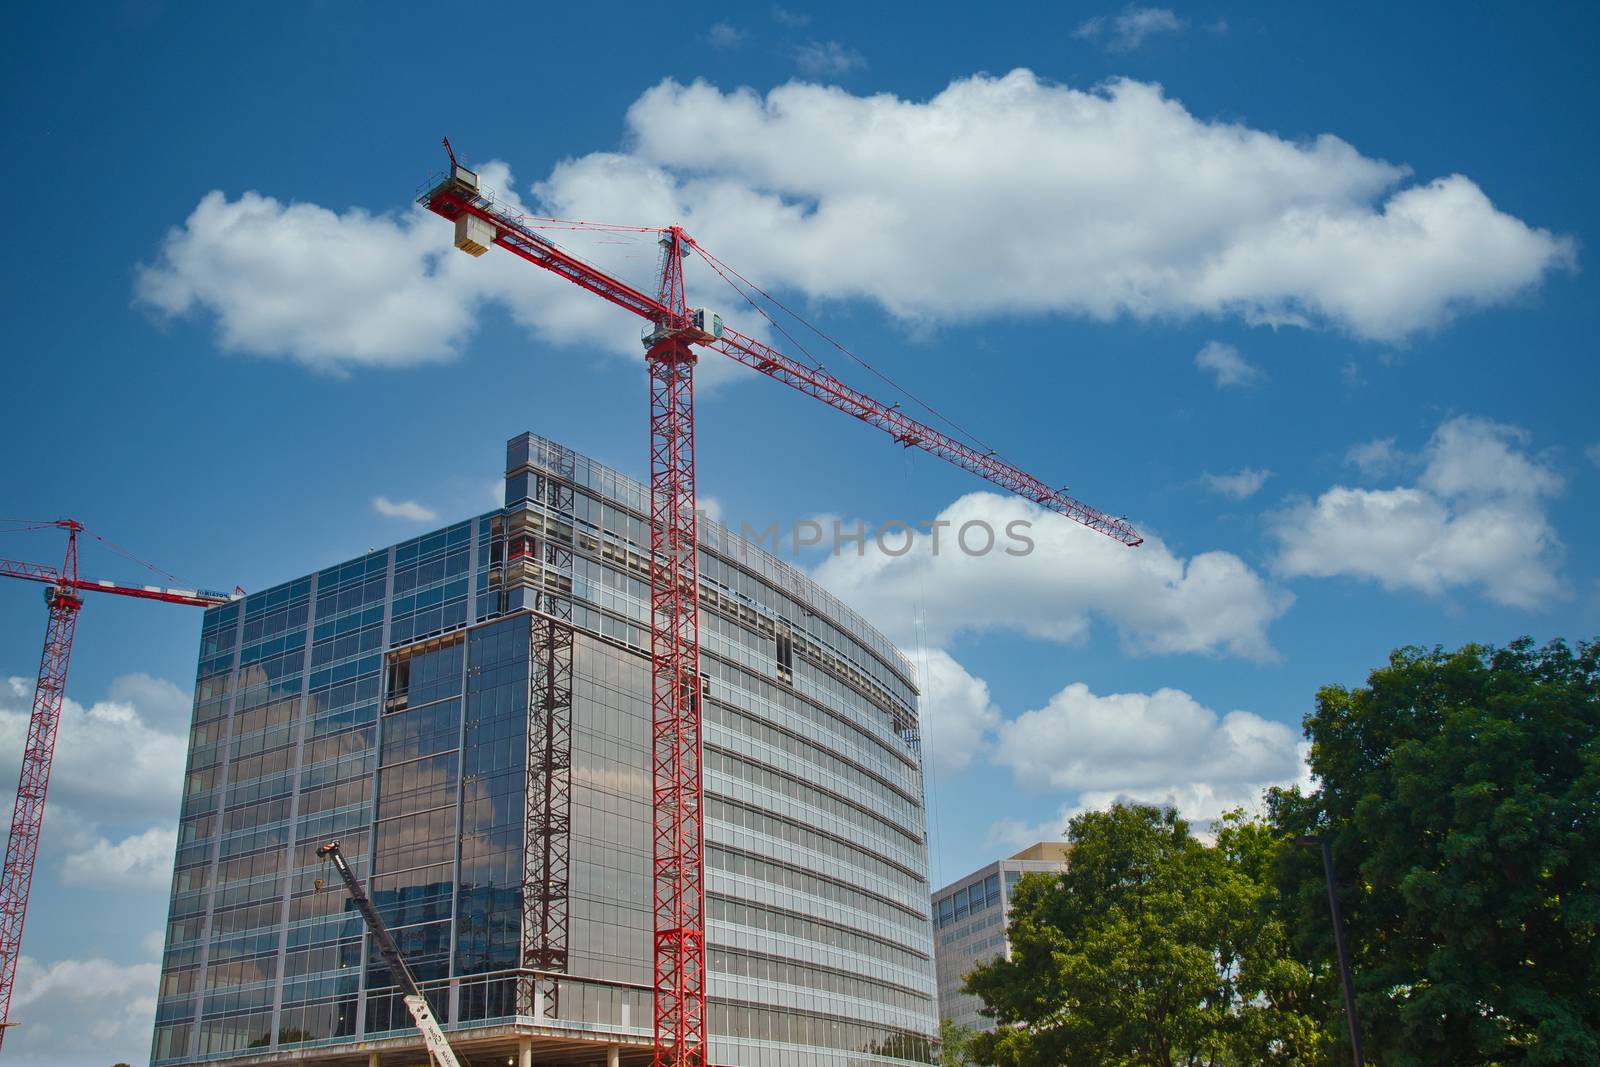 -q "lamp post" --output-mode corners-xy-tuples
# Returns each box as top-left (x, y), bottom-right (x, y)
(1295, 834), (1364, 1067)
